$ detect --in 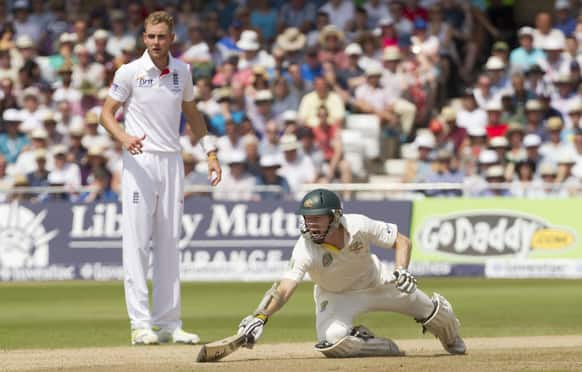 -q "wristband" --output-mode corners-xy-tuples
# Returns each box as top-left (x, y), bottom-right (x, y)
(200, 135), (217, 155)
